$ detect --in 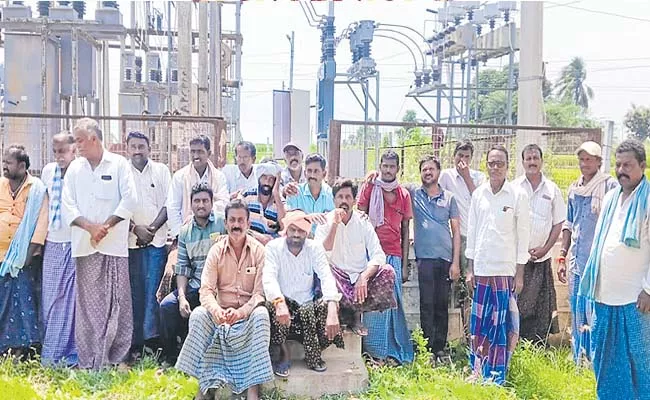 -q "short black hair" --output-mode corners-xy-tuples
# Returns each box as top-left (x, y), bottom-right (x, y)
(235, 141), (257, 158)
(454, 140), (474, 157)
(225, 198), (250, 220)
(126, 131), (150, 147)
(616, 139), (646, 165)
(487, 144), (509, 164)
(380, 150), (400, 167)
(305, 153), (327, 170)
(189, 134), (211, 152)
(6, 144), (30, 170)
(190, 183), (213, 201)
(521, 143), (543, 160)
(419, 154), (441, 171)
(332, 178), (358, 198)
